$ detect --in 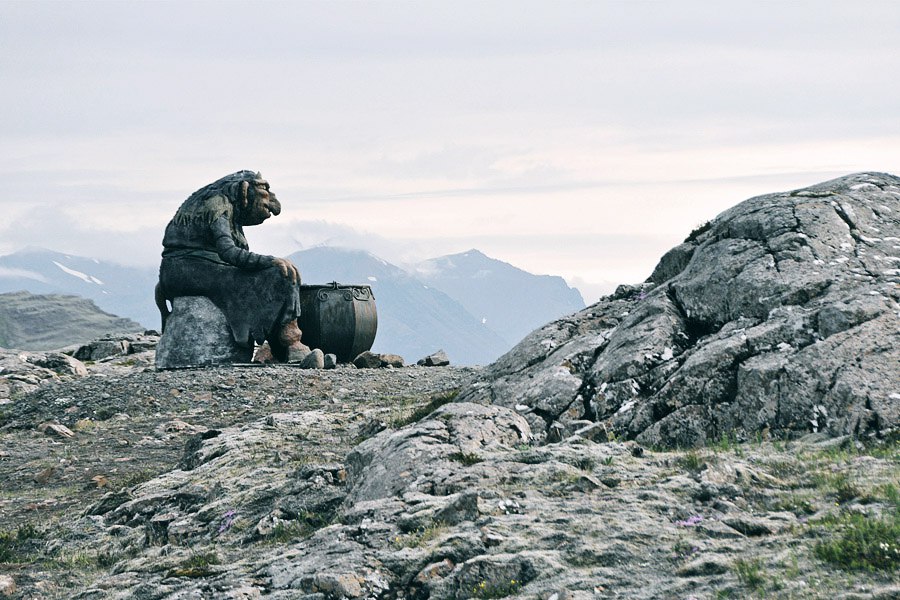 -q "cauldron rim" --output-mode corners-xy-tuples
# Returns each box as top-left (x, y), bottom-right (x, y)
(299, 282), (373, 290)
